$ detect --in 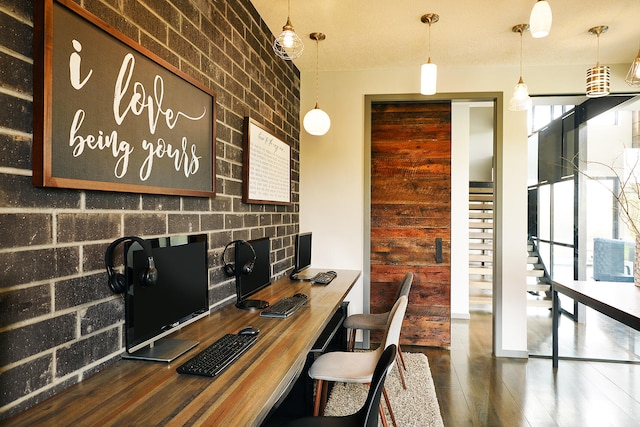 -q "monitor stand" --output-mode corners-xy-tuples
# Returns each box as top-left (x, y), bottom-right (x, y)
(122, 338), (199, 363)
(236, 299), (270, 310)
